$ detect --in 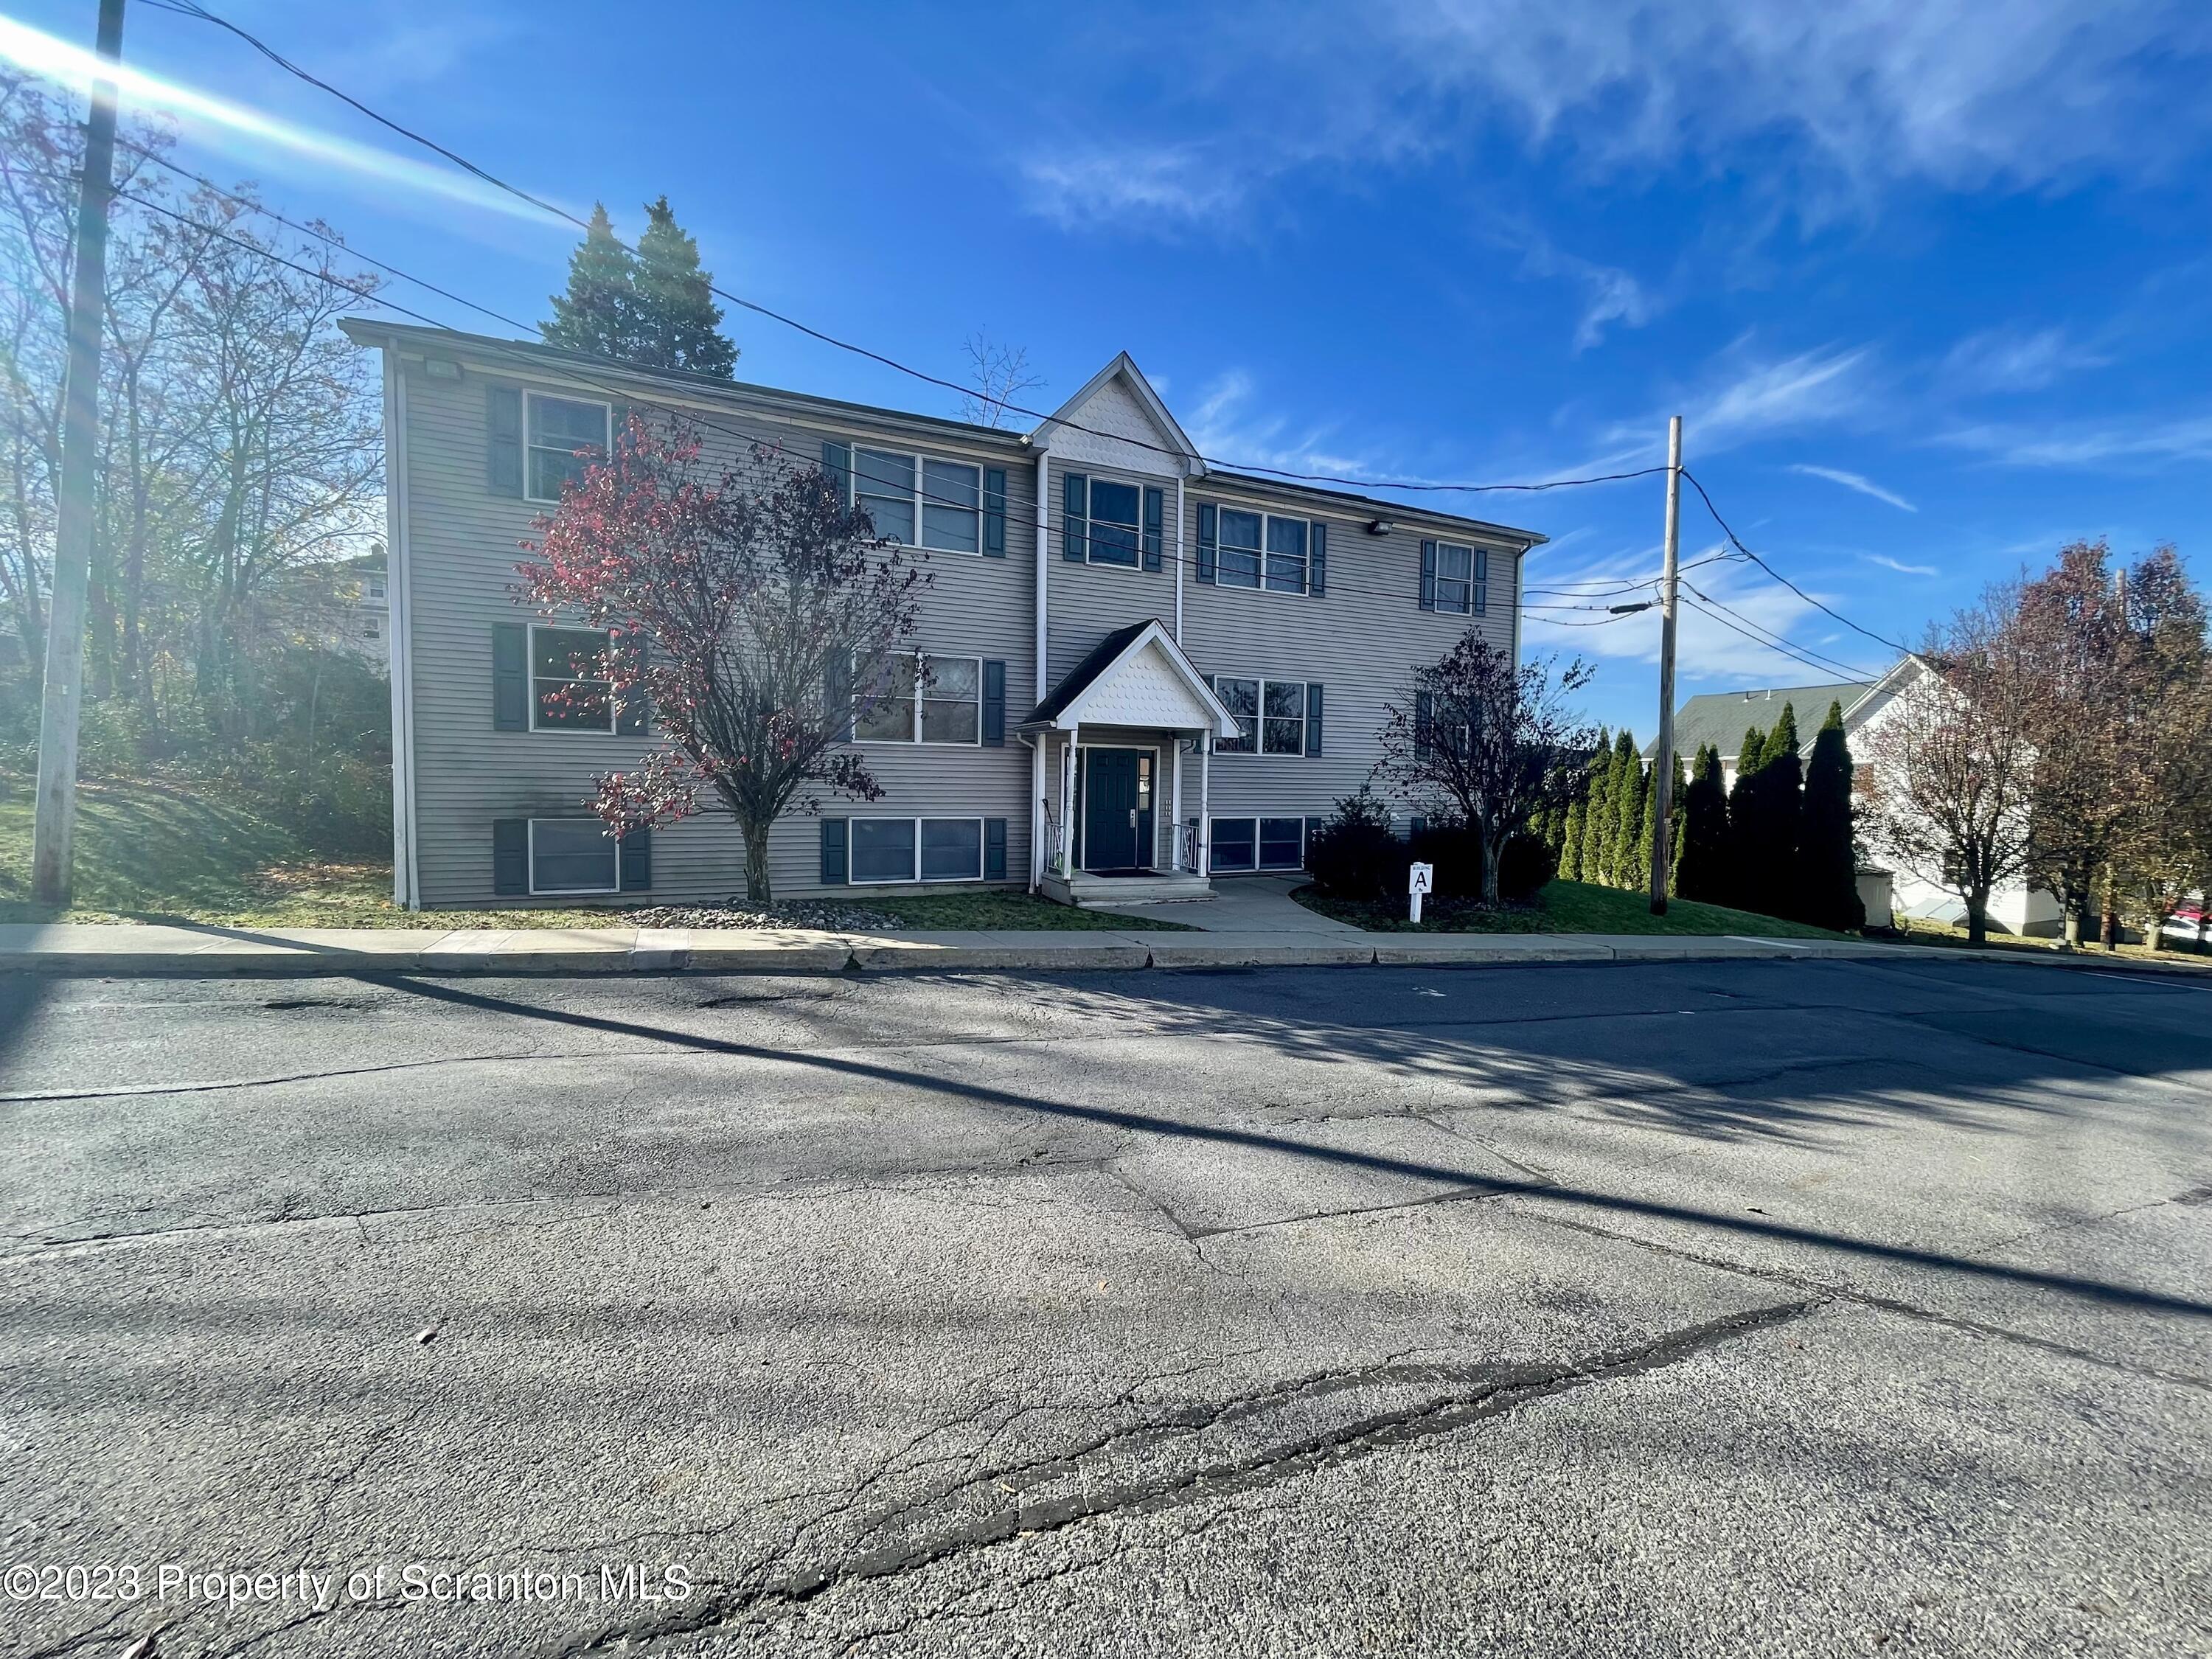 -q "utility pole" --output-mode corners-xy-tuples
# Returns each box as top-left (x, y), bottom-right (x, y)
(30, 0), (128, 908)
(1649, 415), (1683, 915)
